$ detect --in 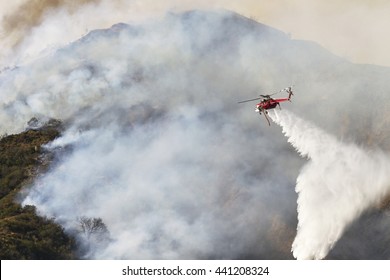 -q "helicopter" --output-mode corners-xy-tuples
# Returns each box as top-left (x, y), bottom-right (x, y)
(238, 86), (294, 125)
